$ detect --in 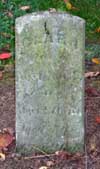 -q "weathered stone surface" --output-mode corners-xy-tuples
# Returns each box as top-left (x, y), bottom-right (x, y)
(15, 12), (85, 154)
